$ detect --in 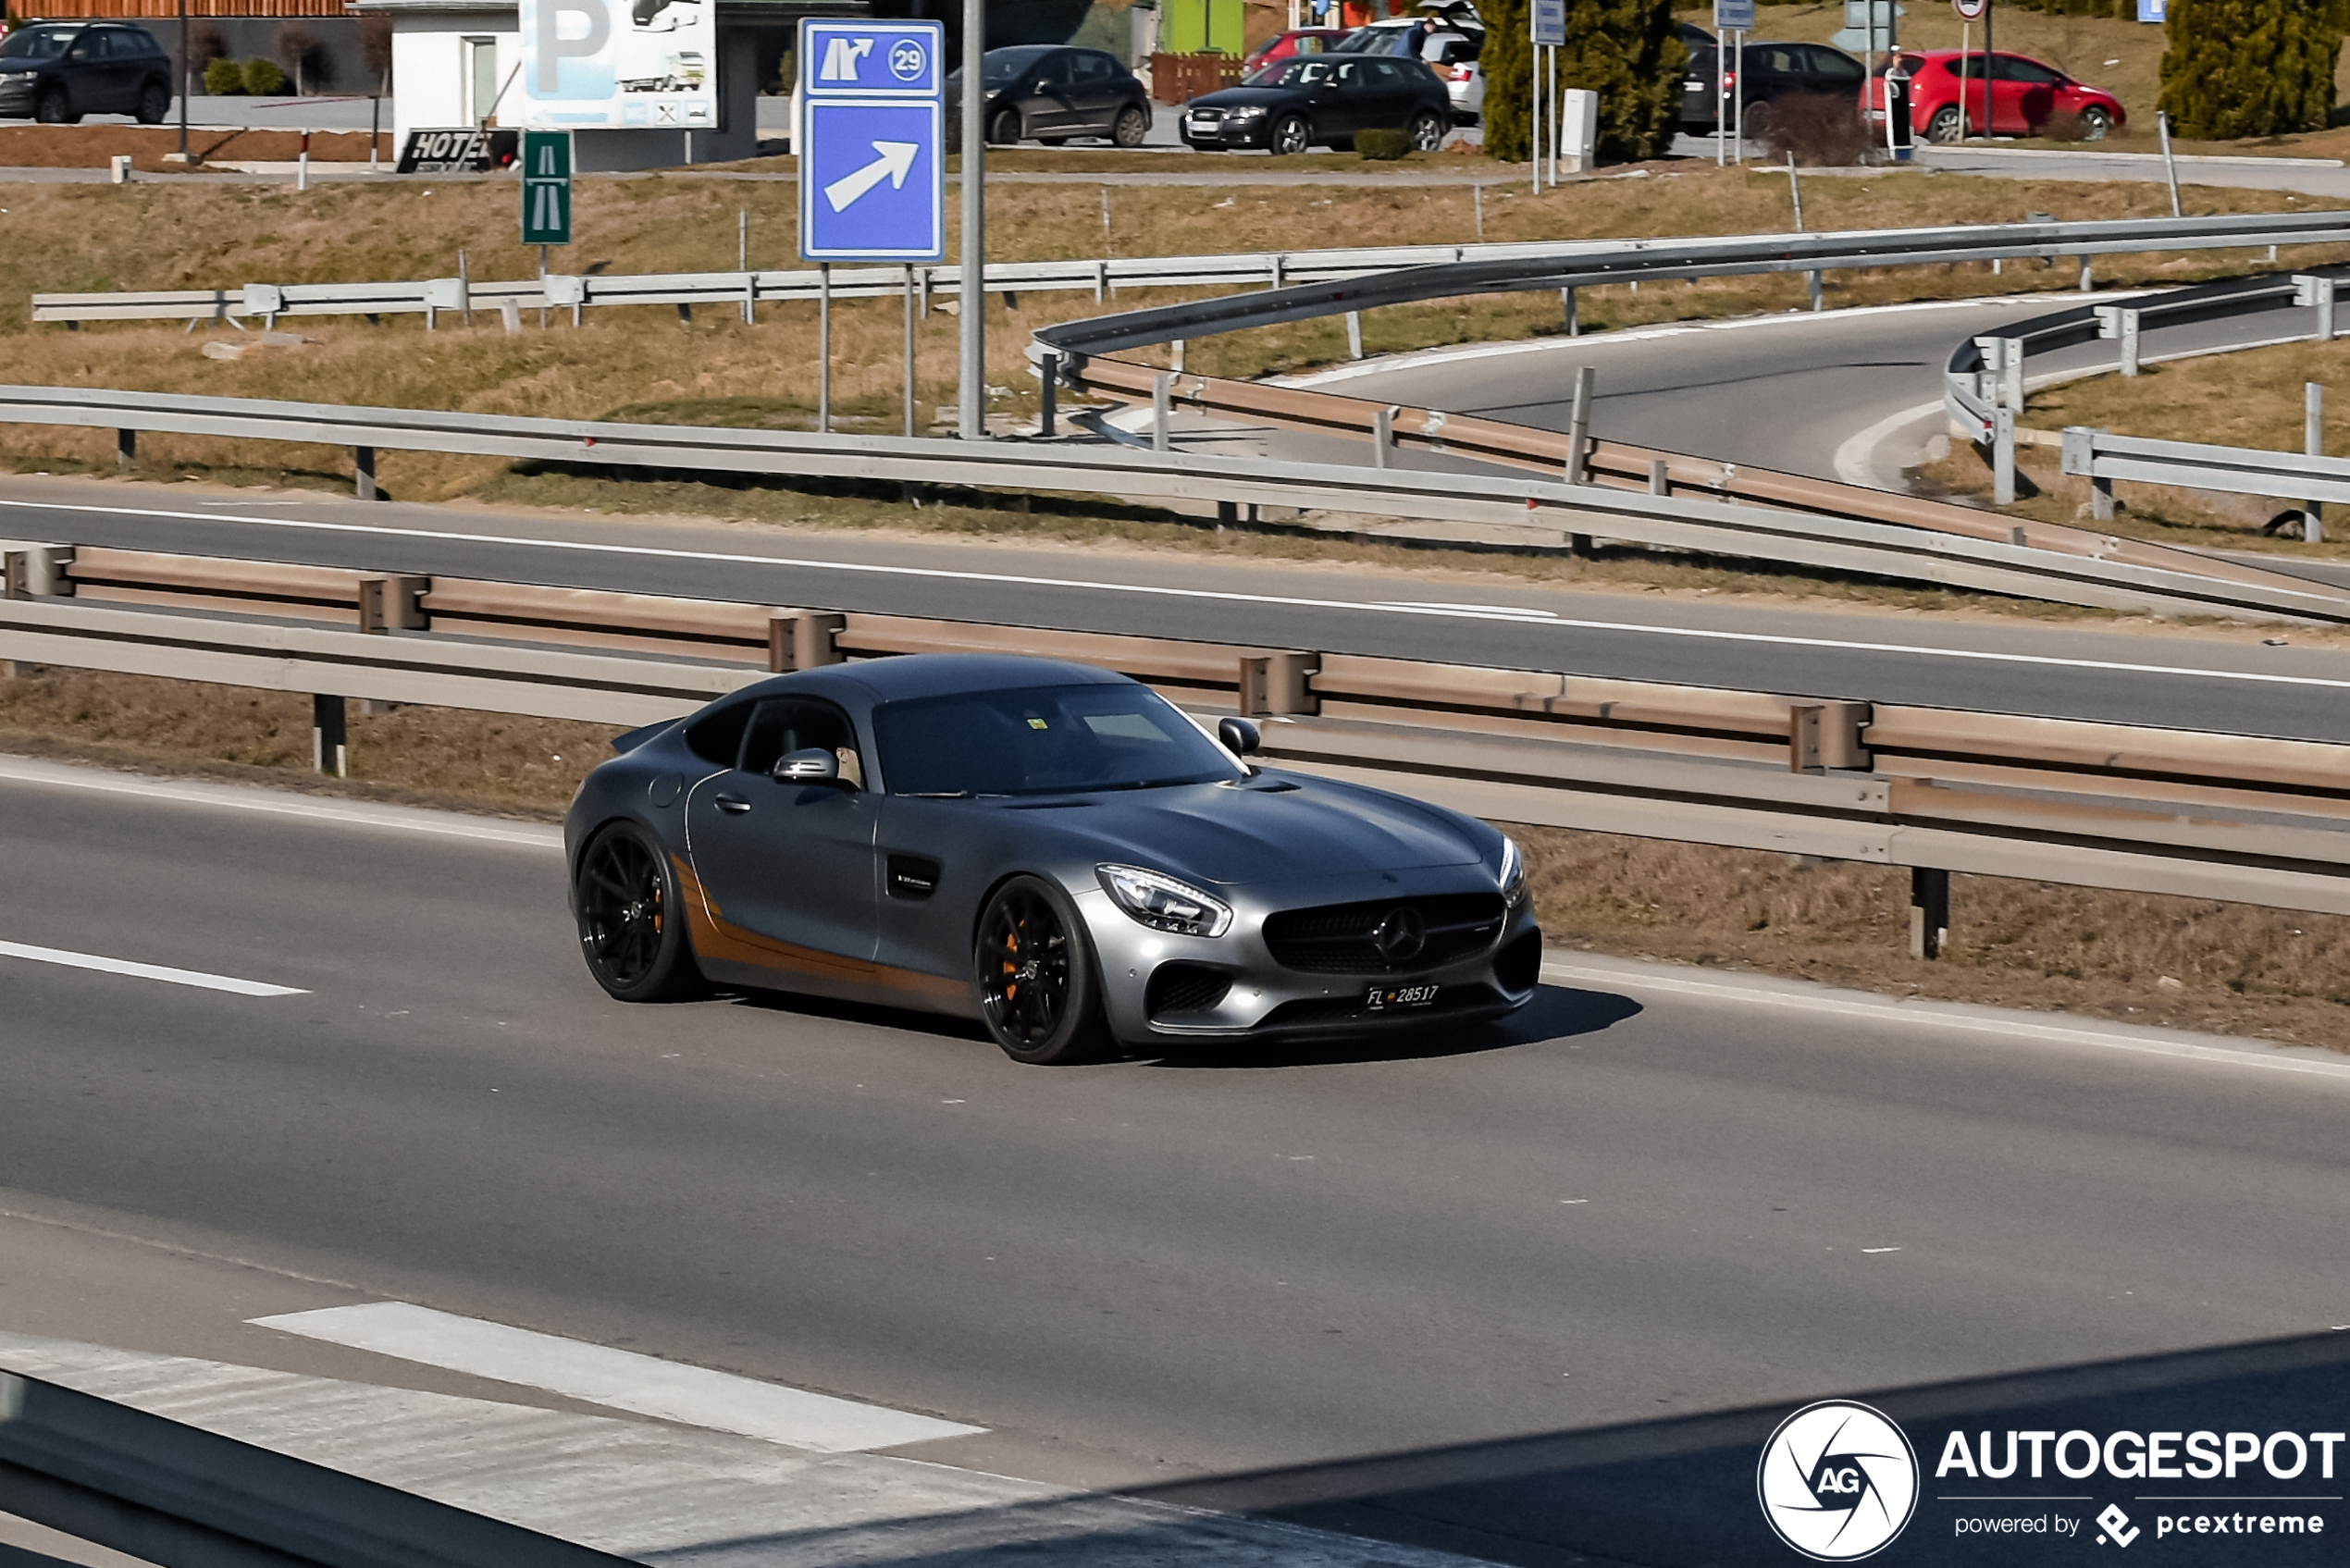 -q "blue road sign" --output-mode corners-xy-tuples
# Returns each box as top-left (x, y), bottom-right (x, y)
(798, 19), (946, 263)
